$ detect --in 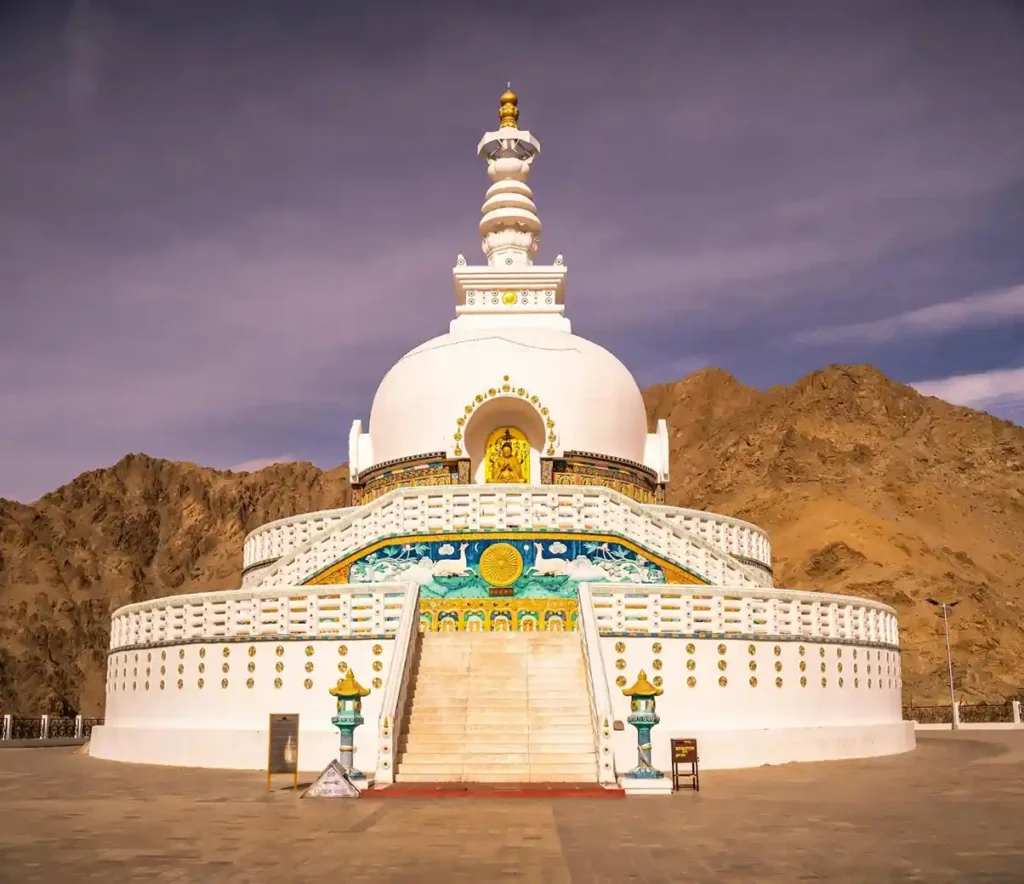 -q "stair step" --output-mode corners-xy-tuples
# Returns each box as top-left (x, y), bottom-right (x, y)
(393, 771), (598, 784)
(407, 697), (591, 708)
(402, 737), (596, 750)
(396, 632), (595, 783)
(394, 772), (465, 783)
